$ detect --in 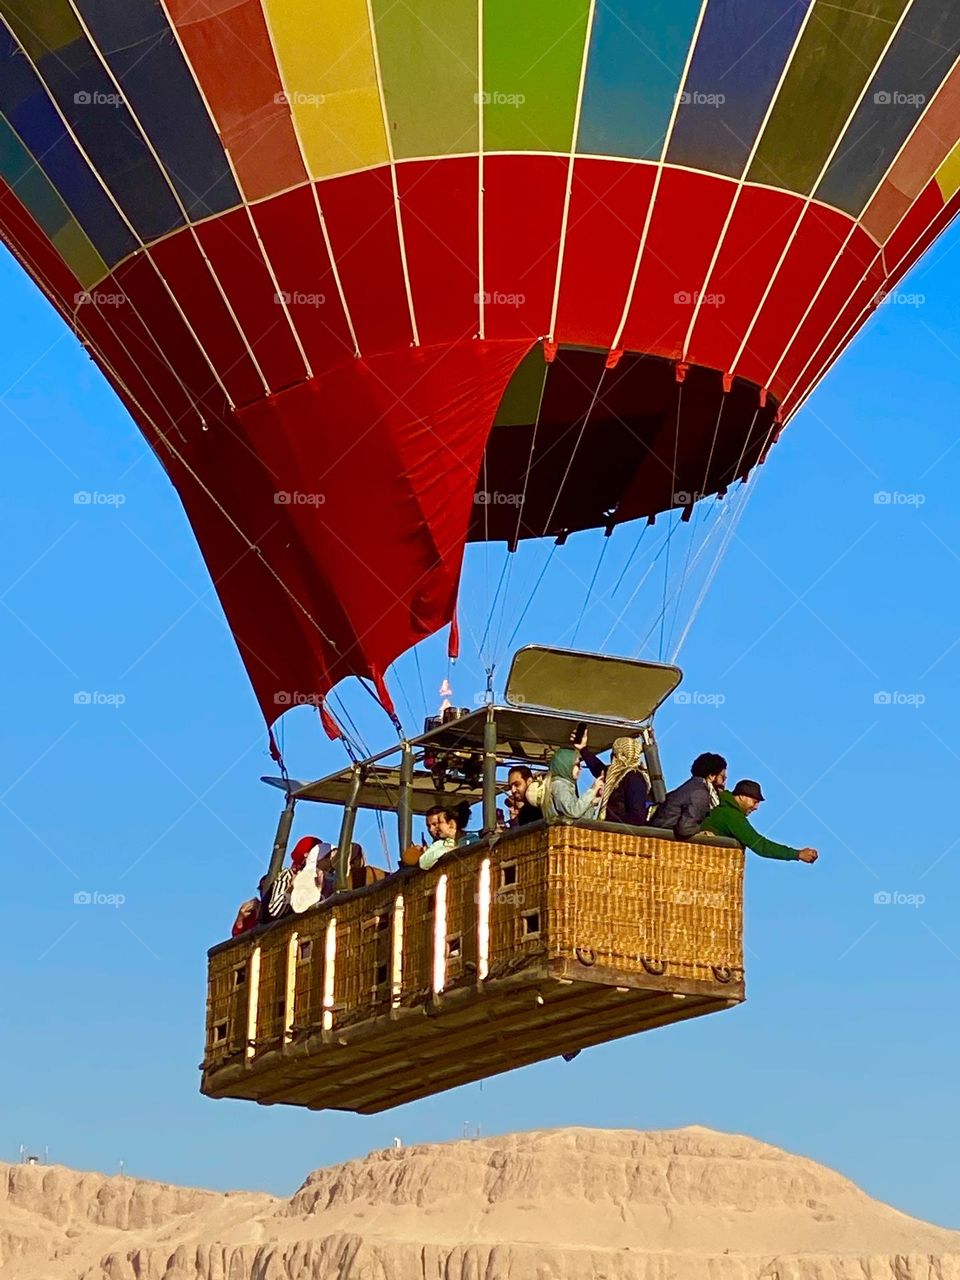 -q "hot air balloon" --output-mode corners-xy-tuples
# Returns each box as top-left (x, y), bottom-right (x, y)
(3, 1), (960, 1111)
